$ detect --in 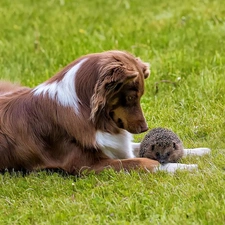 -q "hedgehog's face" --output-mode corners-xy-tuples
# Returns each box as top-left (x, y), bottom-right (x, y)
(142, 142), (184, 164)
